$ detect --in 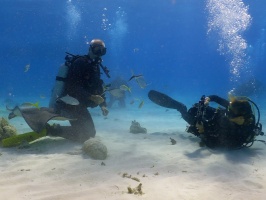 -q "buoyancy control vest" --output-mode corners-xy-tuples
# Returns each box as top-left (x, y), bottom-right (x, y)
(49, 52), (111, 109)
